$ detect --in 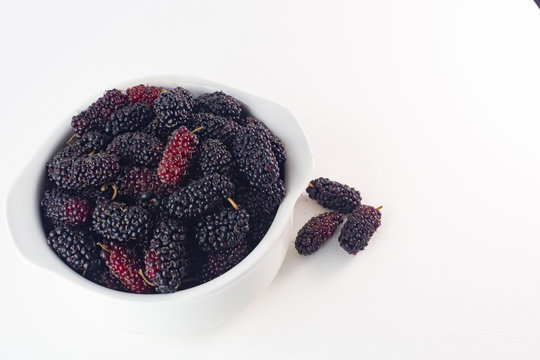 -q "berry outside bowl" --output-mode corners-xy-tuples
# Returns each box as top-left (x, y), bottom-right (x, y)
(6, 75), (314, 335)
